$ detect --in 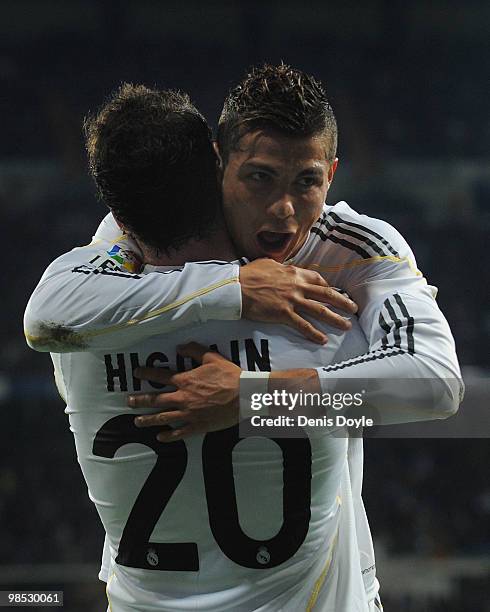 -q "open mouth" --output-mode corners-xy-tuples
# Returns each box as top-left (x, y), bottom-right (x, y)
(256, 231), (295, 259)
